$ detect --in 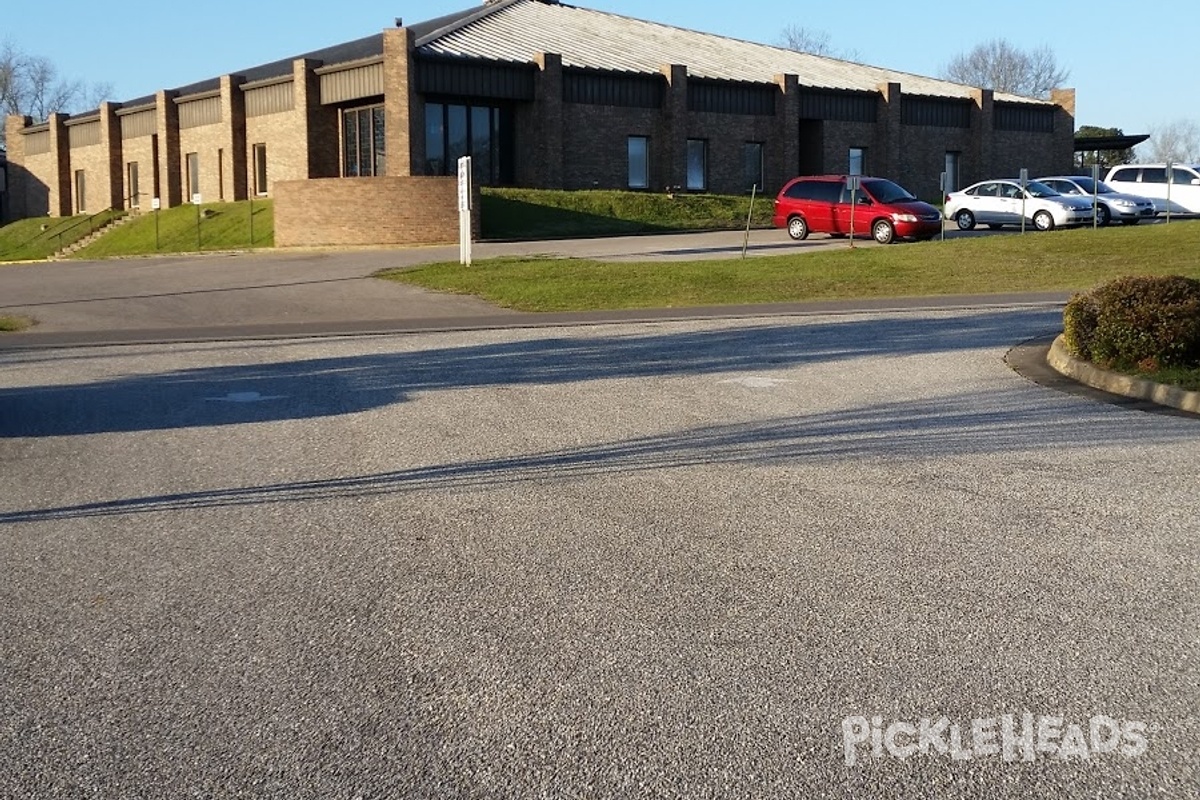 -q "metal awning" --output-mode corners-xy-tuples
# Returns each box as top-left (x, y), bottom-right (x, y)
(1073, 134), (1149, 152)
